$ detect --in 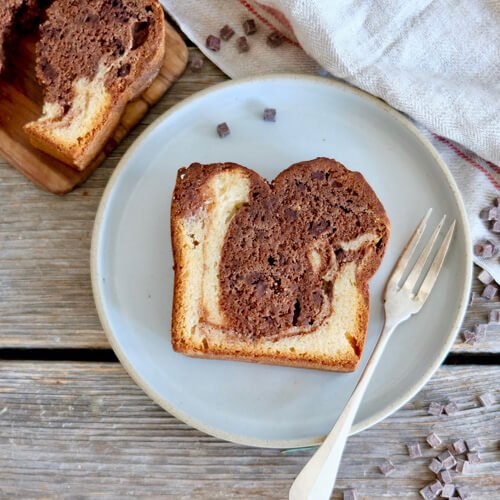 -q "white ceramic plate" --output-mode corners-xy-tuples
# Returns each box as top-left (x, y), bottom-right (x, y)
(91, 75), (471, 448)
